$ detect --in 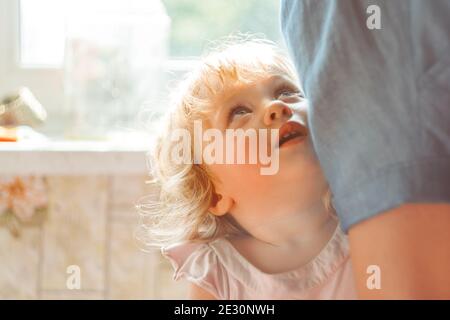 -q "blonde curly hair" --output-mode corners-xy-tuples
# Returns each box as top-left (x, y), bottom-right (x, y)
(135, 37), (332, 250)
